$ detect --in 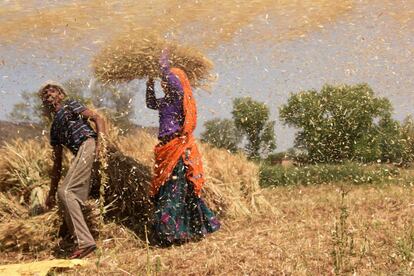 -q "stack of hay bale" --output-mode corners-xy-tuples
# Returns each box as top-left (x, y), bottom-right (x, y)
(92, 30), (213, 88)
